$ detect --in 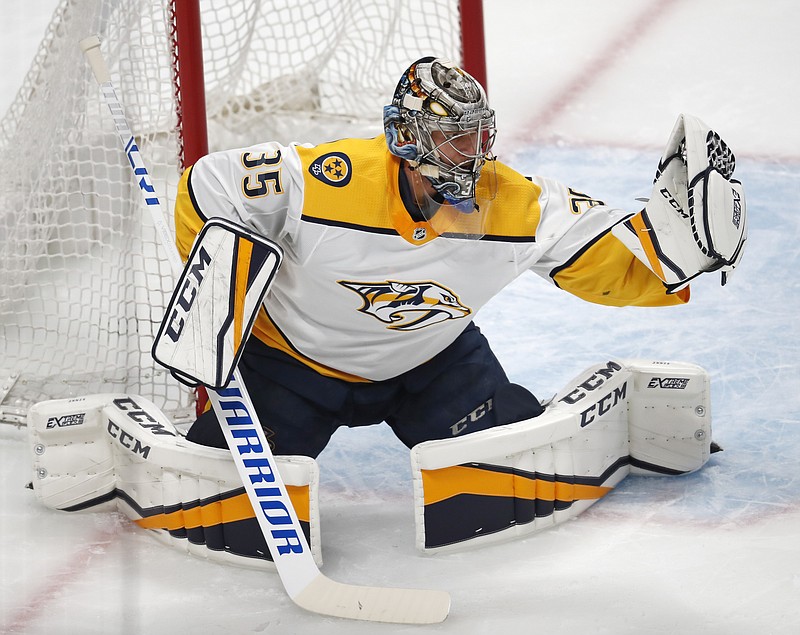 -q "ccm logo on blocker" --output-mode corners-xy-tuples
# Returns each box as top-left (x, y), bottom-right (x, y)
(165, 246), (212, 342)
